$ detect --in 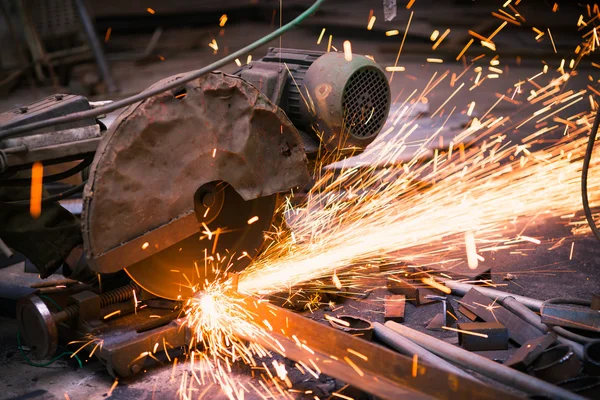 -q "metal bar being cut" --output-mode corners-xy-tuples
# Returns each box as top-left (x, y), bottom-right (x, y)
(235, 294), (520, 400)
